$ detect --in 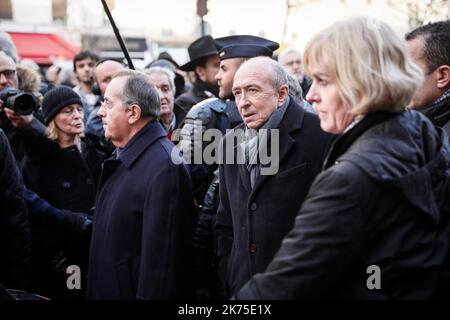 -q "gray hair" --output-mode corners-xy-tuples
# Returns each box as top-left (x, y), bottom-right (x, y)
(58, 67), (75, 86)
(0, 50), (15, 66)
(271, 60), (290, 90)
(240, 56), (289, 91)
(286, 74), (303, 104)
(113, 70), (160, 118)
(286, 74), (316, 113)
(144, 66), (176, 95)
(0, 32), (18, 62)
(277, 48), (301, 65)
